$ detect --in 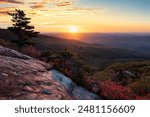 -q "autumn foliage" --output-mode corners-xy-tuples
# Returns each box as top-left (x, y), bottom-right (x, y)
(100, 80), (136, 99)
